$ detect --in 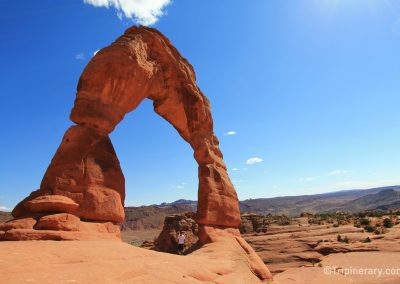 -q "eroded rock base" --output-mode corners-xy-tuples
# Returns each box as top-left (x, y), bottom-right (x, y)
(0, 214), (120, 241)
